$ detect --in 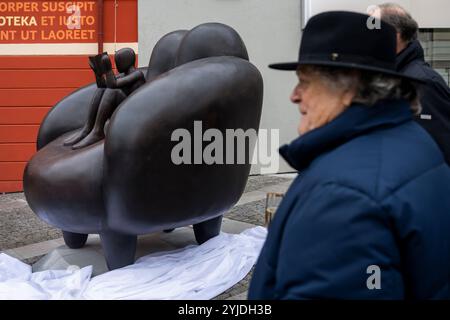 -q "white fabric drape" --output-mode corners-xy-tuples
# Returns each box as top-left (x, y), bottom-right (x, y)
(0, 227), (267, 300)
